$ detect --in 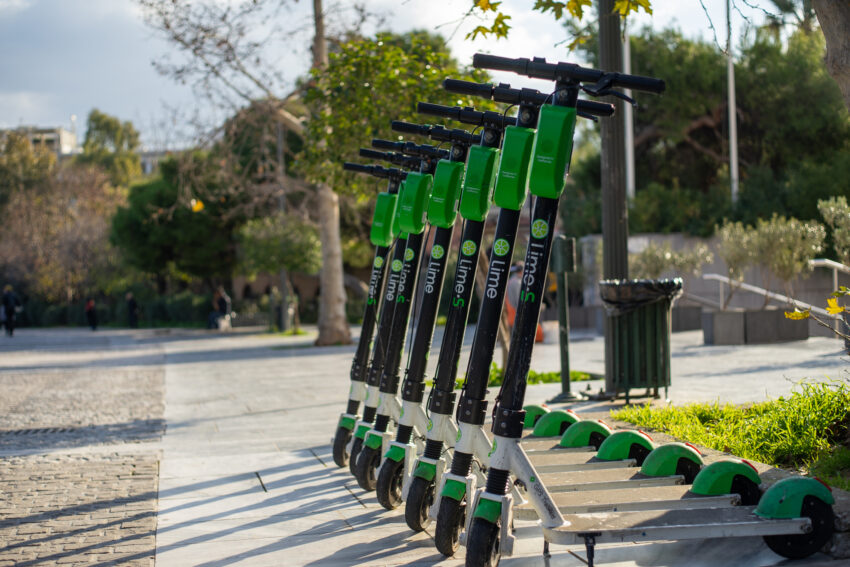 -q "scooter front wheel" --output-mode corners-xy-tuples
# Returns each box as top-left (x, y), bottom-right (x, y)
(348, 437), (364, 476)
(376, 457), (405, 510)
(405, 476), (435, 532)
(465, 517), (500, 567)
(435, 495), (466, 556)
(354, 445), (381, 491)
(332, 426), (353, 468)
